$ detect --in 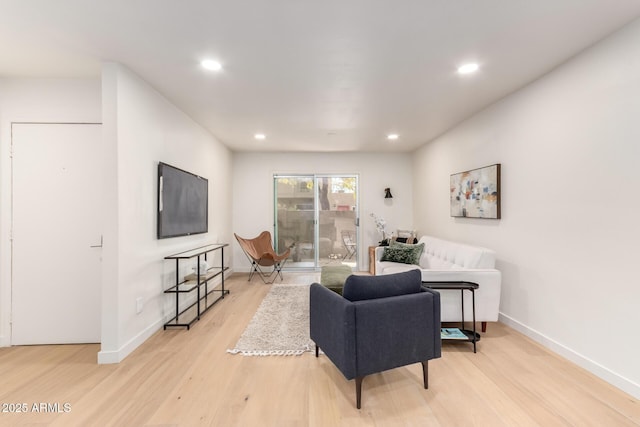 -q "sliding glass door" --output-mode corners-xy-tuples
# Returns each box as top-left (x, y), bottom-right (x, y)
(274, 176), (316, 268)
(317, 176), (358, 267)
(274, 175), (358, 269)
